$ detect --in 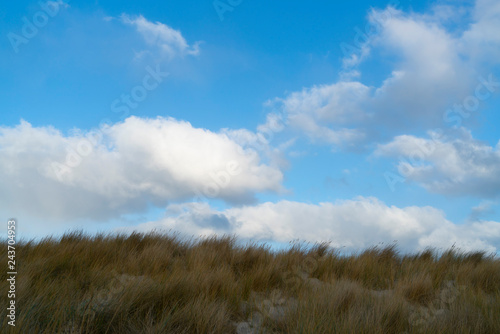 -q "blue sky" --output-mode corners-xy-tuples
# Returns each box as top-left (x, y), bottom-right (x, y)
(1, 0), (500, 253)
